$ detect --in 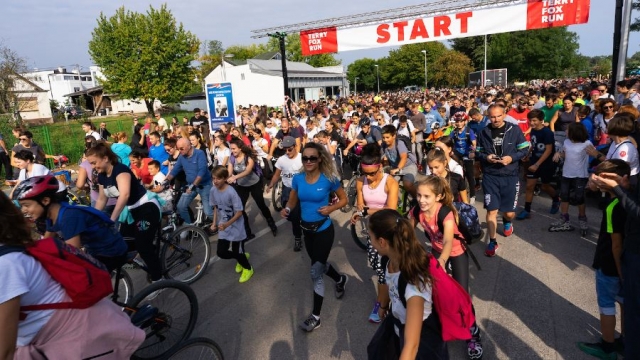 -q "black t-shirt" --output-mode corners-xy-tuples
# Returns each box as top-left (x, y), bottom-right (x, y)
(169, 152), (186, 182)
(446, 172), (466, 201)
(98, 163), (147, 206)
(529, 127), (555, 163)
(275, 128), (301, 141)
(130, 134), (148, 157)
(593, 198), (626, 277)
(356, 127), (382, 144)
(190, 115), (206, 127)
(490, 124), (506, 156)
(449, 105), (467, 116)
